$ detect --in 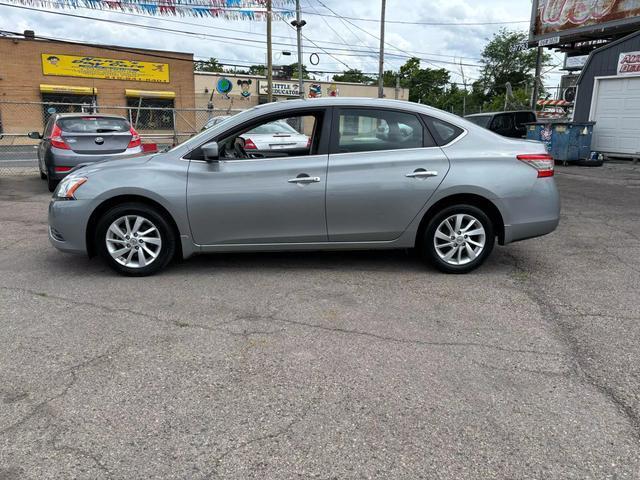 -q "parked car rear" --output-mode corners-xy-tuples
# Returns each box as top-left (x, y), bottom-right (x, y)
(465, 111), (536, 138)
(31, 113), (143, 191)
